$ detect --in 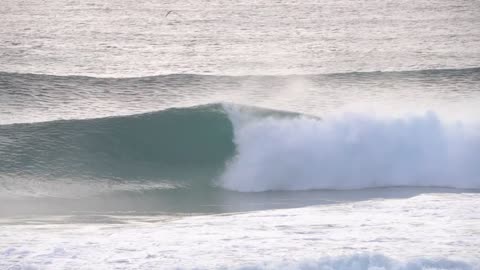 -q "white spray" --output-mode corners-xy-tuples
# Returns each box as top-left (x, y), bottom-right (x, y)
(221, 107), (480, 191)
